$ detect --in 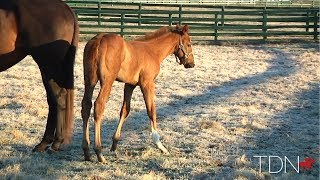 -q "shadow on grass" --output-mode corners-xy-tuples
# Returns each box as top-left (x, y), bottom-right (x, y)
(243, 84), (319, 178)
(0, 142), (81, 179)
(72, 43), (319, 178)
(0, 101), (24, 110)
(2, 42), (318, 179)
